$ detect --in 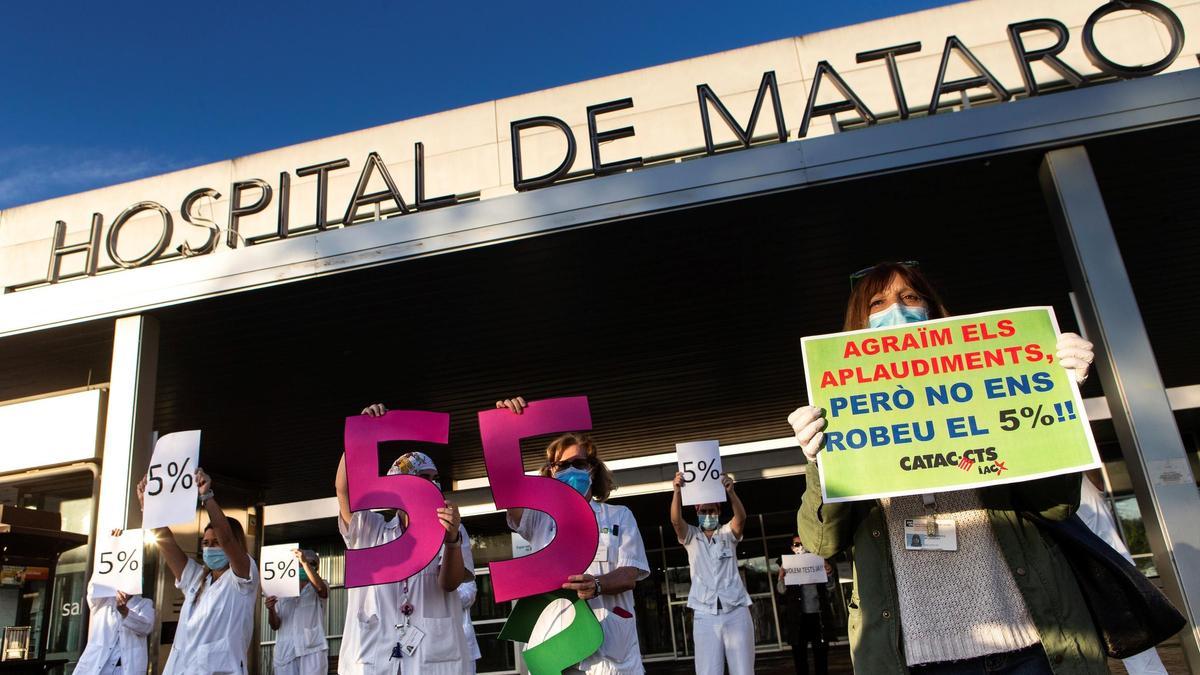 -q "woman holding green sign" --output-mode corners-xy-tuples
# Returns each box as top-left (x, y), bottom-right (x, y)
(791, 262), (1104, 675)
